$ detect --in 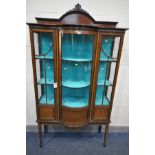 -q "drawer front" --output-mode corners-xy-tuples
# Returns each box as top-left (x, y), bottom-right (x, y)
(61, 106), (88, 127)
(93, 107), (110, 120)
(38, 106), (54, 120)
